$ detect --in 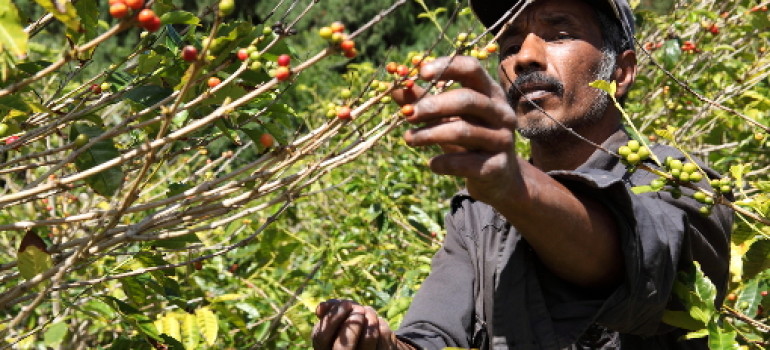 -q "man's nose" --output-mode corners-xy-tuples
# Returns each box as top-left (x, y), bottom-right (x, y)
(514, 33), (547, 75)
